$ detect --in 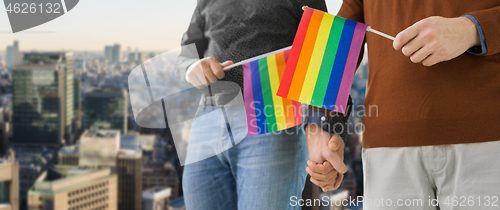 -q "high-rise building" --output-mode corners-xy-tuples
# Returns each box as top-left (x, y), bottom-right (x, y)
(142, 187), (171, 210)
(127, 53), (137, 64)
(0, 158), (19, 210)
(79, 130), (120, 167)
(136, 52), (144, 63)
(13, 41), (20, 65)
(73, 59), (85, 77)
(12, 52), (74, 146)
(112, 44), (121, 63)
(0, 120), (9, 155)
(117, 149), (142, 210)
(73, 79), (82, 136)
(83, 89), (128, 134)
(104, 46), (113, 62)
(28, 165), (118, 210)
(6, 46), (15, 69)
(5, 40), (20, 69)
(58, 145), (79, 166)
